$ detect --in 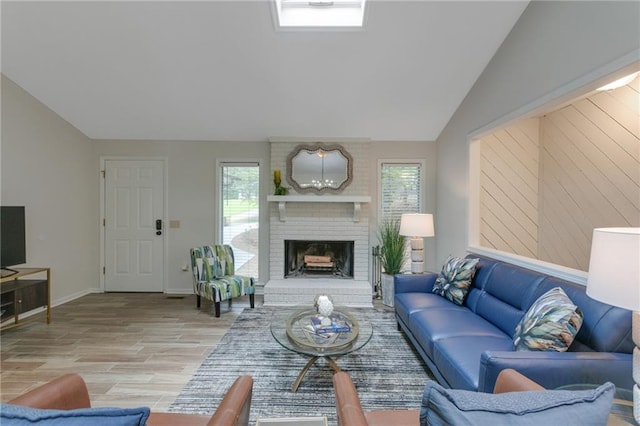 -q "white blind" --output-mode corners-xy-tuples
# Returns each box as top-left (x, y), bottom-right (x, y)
(380, 162), (422, 223)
